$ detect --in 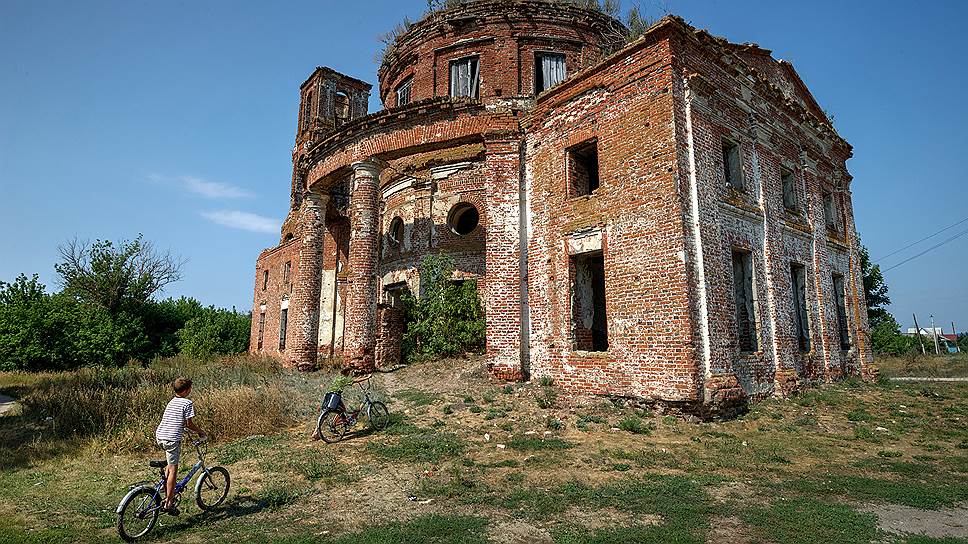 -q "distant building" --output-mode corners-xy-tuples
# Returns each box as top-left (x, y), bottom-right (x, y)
(905, 328), (959, 353)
